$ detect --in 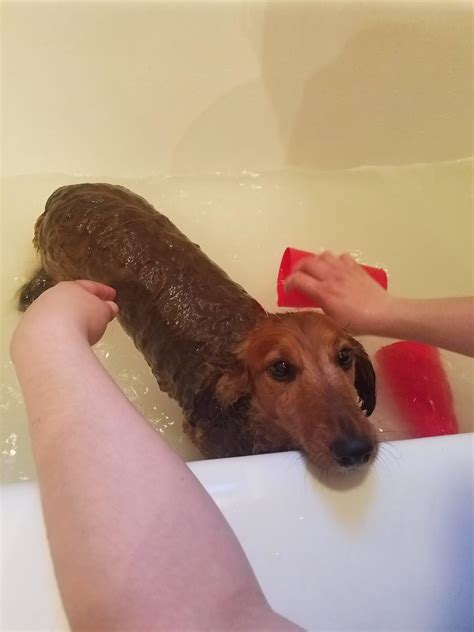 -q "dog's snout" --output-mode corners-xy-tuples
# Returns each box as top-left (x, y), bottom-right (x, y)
(330, 436), (374, 467)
